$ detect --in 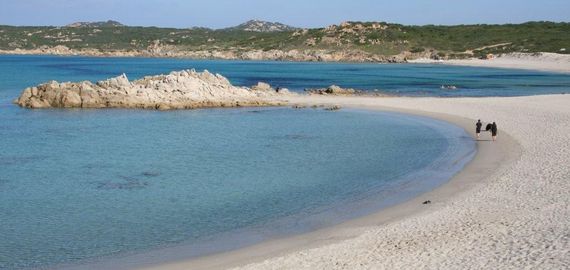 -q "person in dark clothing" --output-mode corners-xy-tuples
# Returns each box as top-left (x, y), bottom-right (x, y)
(476, 120), (482, 139)
(491, 122), (498, 141)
